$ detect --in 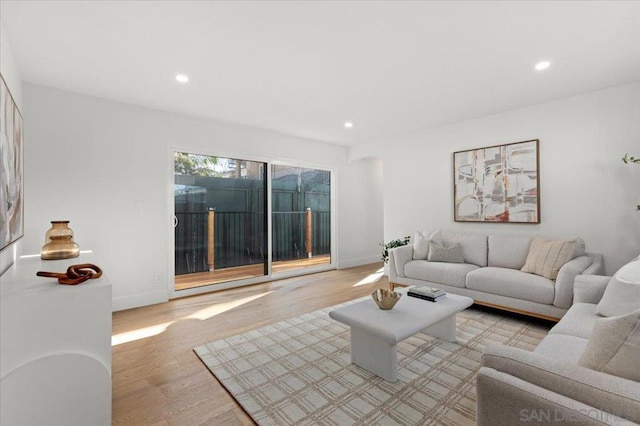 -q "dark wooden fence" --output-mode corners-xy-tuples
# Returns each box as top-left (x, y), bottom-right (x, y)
(175, 211), (330, 274)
